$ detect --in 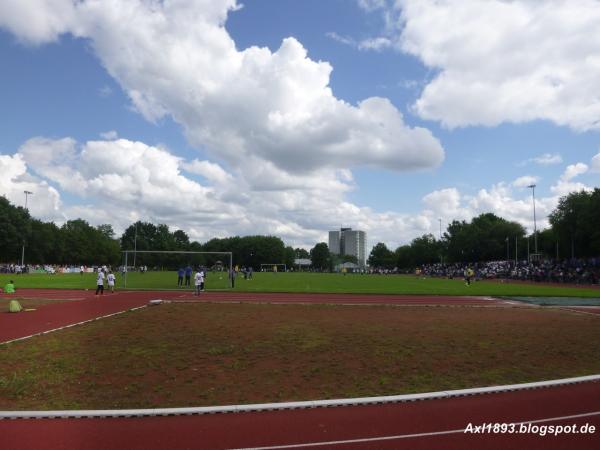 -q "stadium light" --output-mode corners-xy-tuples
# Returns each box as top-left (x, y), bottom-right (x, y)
(528, 184), (538, 256)
(133, 222), (138, 269)
(438, 218), (443, 264)
(21, 190), (34, 267)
